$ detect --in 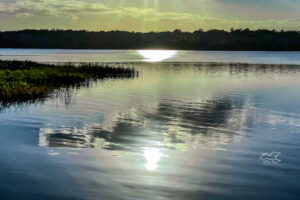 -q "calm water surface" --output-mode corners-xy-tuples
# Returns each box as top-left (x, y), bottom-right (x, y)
(1, 49), (300, 64)
(0, 50), (300, 200)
